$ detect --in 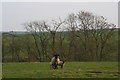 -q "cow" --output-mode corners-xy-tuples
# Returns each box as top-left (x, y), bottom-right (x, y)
(50, 54), (59, 69)
(50, 54), (65, 69)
